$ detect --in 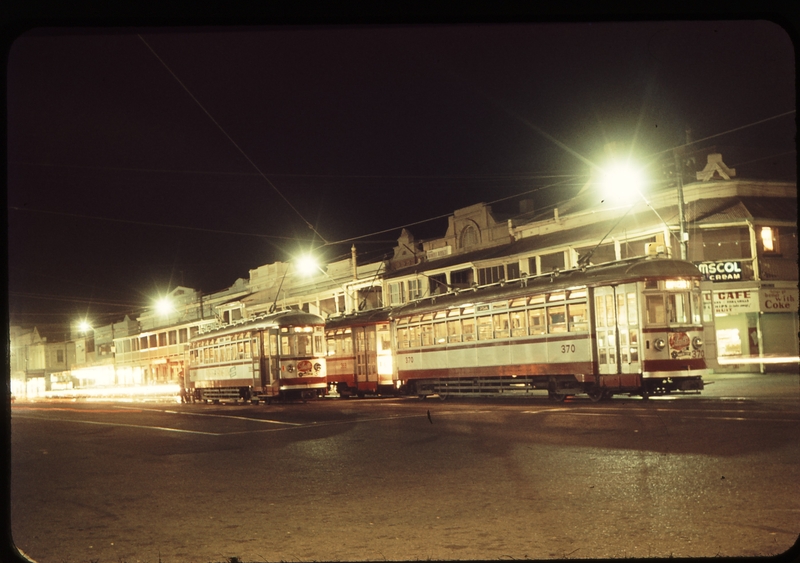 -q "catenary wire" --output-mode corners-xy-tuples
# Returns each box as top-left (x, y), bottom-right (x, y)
(137, 34), (329, 245)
